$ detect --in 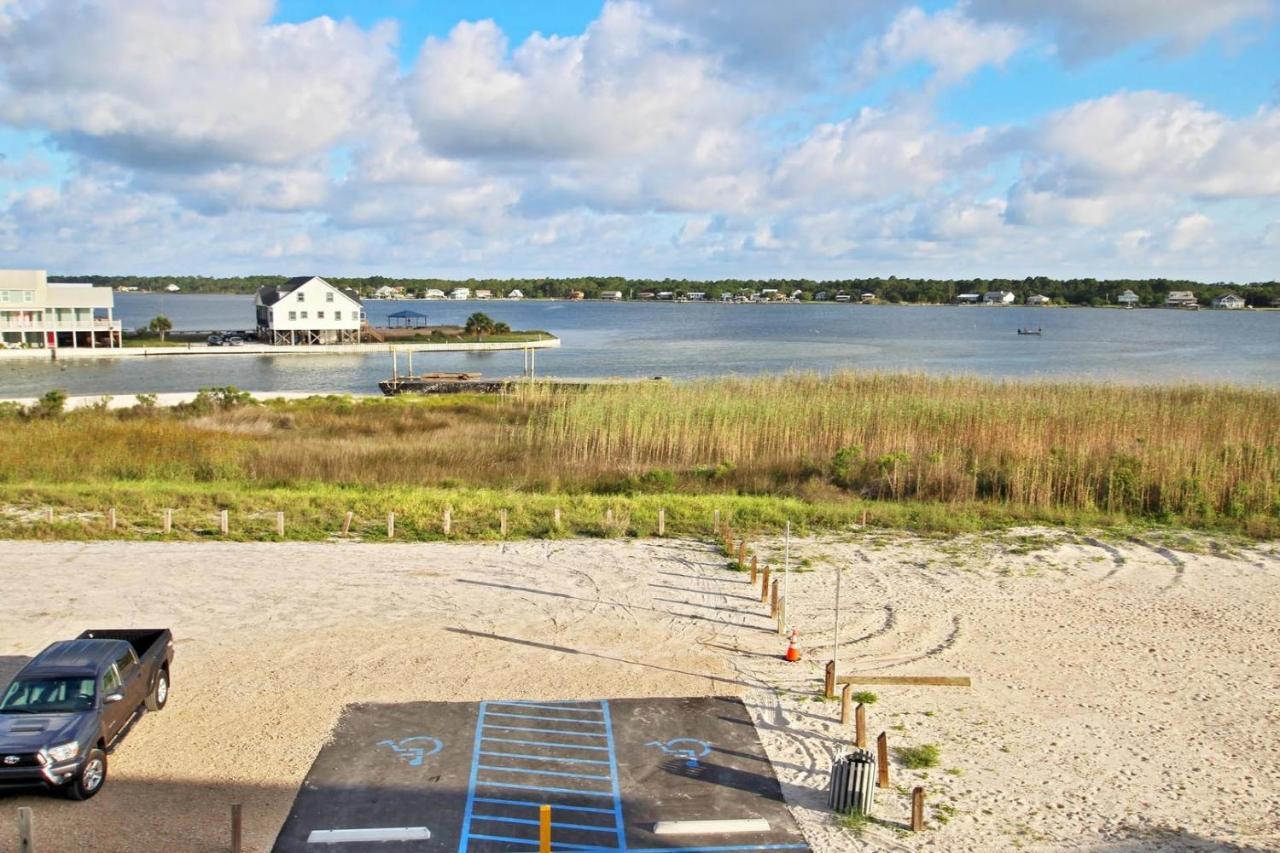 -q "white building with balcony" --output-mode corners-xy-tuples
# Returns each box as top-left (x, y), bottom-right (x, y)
(255, 276), (363, 345)
(0, 270), (122, 350)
